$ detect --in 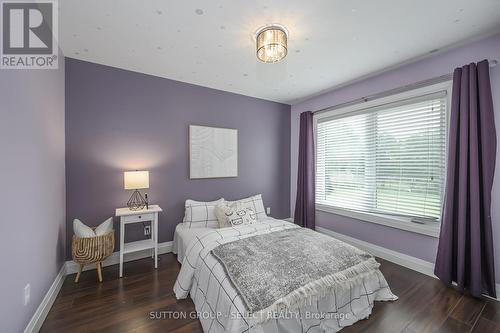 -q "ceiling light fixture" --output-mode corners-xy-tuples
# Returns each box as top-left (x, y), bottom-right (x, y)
(255, 24), (288, 63)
